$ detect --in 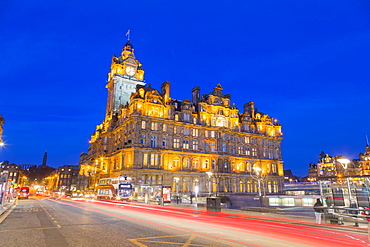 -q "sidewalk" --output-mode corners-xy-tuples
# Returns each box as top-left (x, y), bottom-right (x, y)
(0, 198), (17, 223)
